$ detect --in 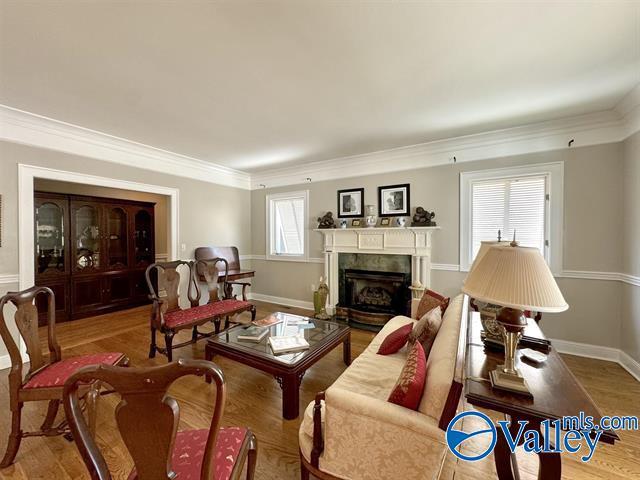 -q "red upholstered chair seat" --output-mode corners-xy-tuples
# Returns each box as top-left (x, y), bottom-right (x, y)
(164, 300), (252, 329)
(23, 352), (125, 389)
(128, 427), (249, 480)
